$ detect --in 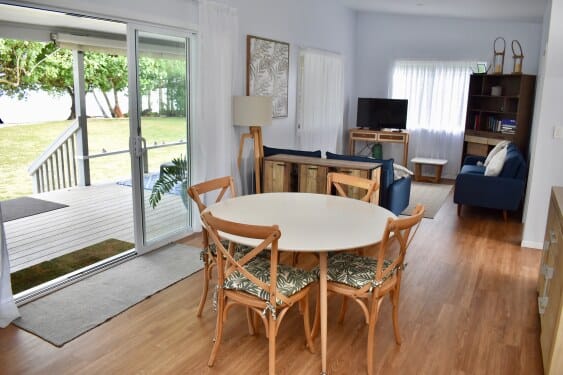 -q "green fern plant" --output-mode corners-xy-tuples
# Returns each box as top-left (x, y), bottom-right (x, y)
(149, 156), (188, 209)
